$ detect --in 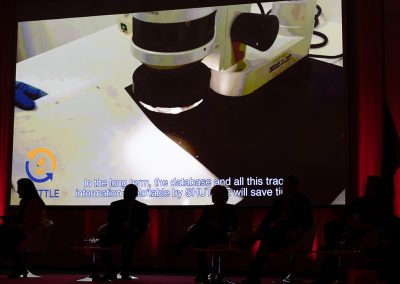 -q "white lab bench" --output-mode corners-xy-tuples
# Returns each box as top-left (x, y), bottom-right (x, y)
(13, 25), (230, 206)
